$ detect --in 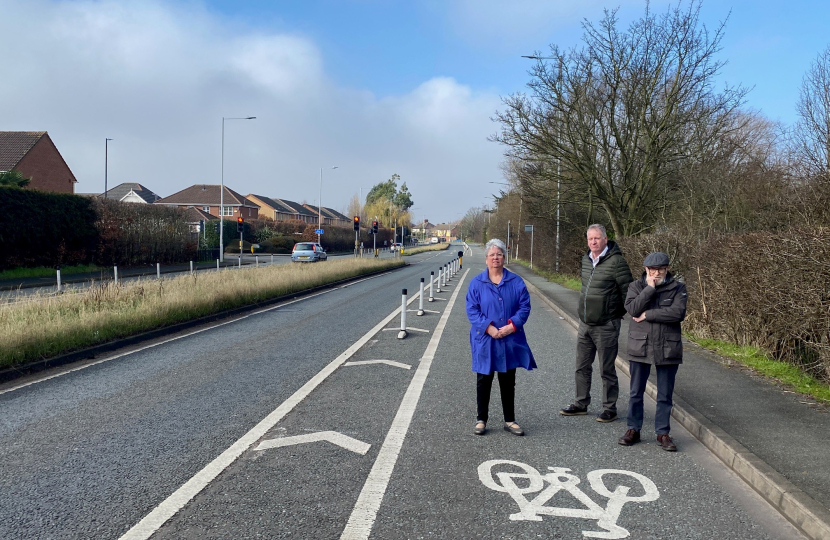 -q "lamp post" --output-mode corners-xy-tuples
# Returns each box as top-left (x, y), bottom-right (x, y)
(220, 116), (256, 262)
(104, 138), (113, 198)
(319, 166), (338, 244)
